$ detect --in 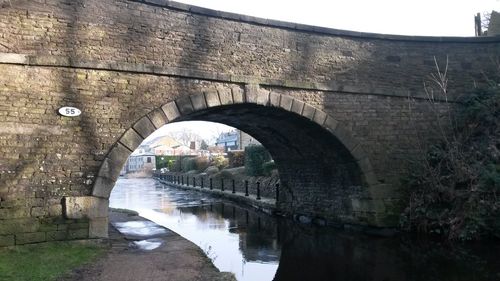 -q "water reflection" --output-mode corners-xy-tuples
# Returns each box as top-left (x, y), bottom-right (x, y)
(110, 178), (500, 281)
(275, 221), (500, 281)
